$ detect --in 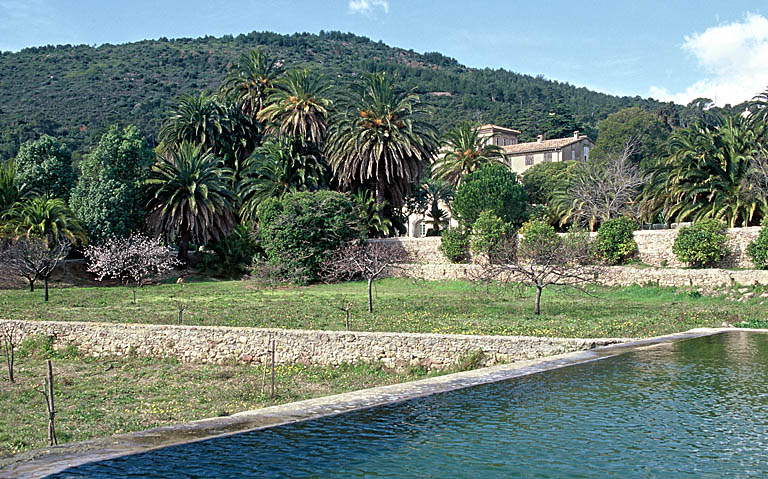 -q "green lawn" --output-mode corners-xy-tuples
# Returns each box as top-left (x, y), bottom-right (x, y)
(1, 277), (764, 338)
(0, 337), (443, 456)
